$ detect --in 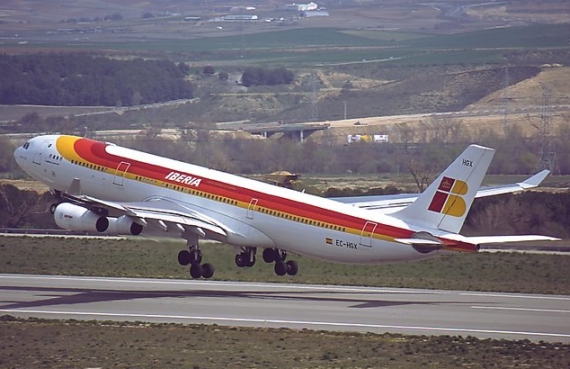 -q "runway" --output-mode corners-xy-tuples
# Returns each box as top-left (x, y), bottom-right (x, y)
(1, 274), (569, 342)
